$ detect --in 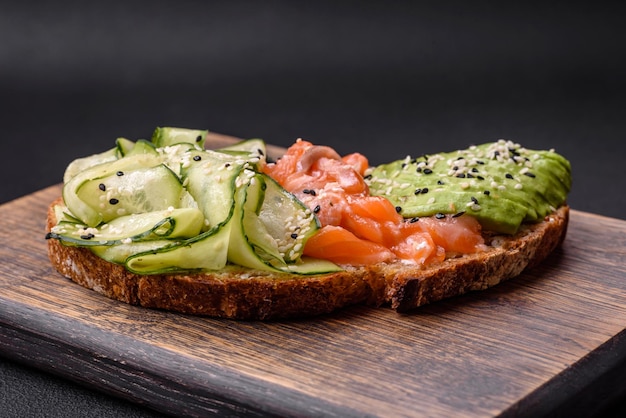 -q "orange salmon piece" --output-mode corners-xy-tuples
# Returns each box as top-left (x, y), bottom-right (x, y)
(303, 225), (395, 265)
